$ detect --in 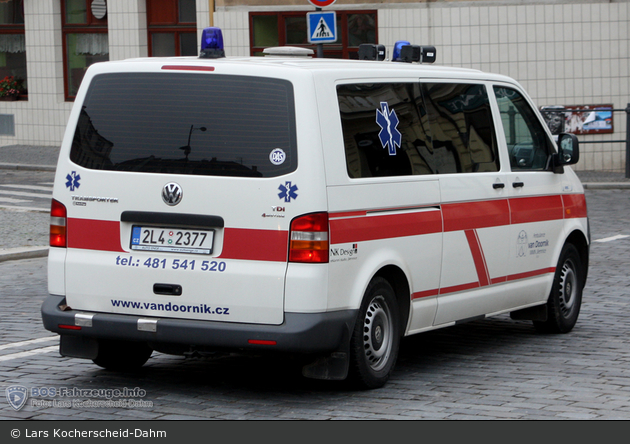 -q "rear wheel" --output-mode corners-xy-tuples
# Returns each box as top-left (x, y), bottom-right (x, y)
(348, 277), (400, 389)
(534, 243), (584, 333)
(92, 339), (153, 371)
